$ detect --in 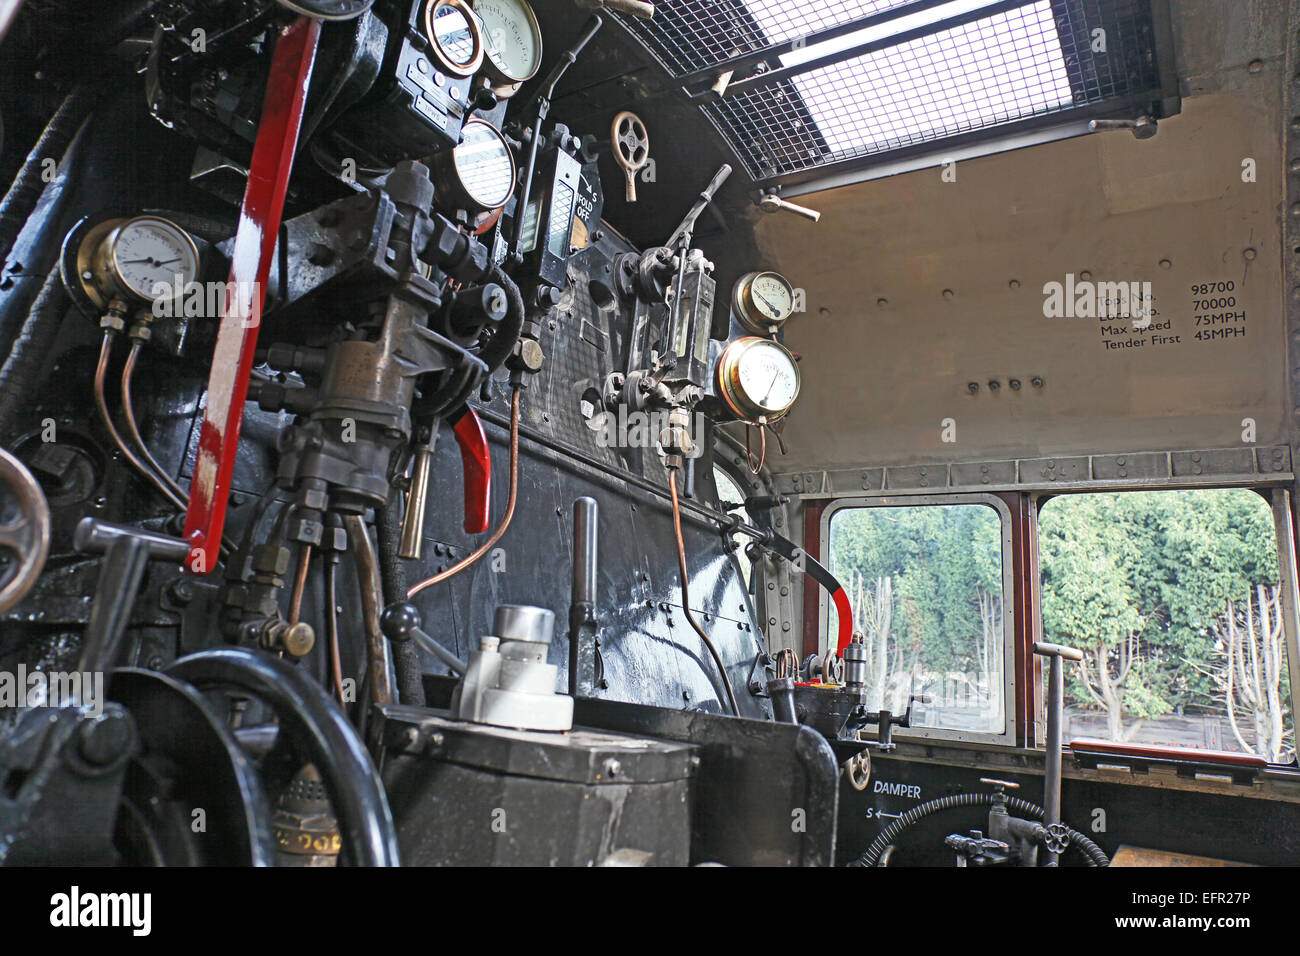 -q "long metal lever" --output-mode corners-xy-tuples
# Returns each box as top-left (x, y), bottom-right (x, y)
(1033, 640), (1083, 865)
(759, 193), (822, 223)
(381, 602), (468, 676)
(75, 518), (191, 674)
